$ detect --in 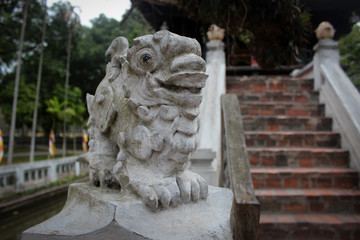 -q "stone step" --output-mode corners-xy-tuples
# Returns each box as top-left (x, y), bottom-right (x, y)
(248, 147), (348, 168)
(256, 189), (360, 214)
(230, 91), (319, 103)
(243, 116), (332, 131)
(226, 75), (314, 93)
(239, 102), (325, 117)
(258, 213), (360, 240)
(251, 167), (358, 189)
(245, 131), (341, 148)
